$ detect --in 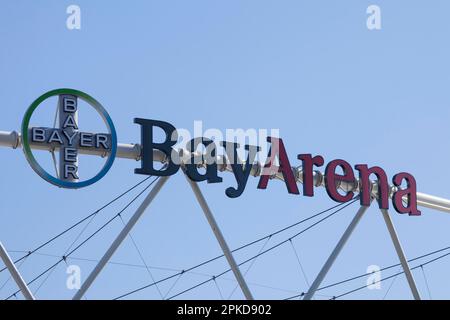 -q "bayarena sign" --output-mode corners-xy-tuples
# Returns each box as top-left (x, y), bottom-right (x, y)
(22, 89), (420, 216)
